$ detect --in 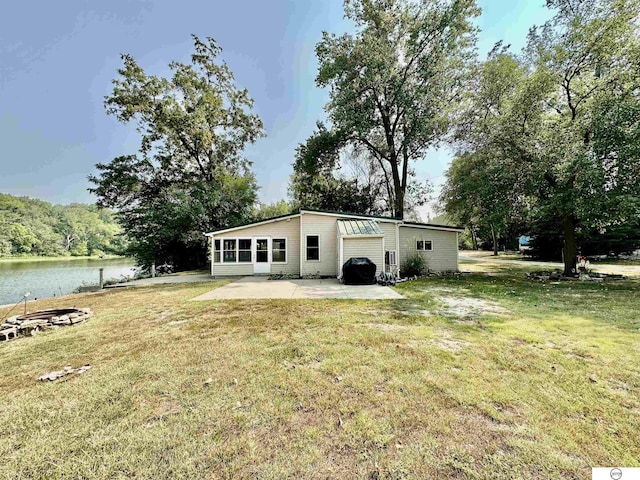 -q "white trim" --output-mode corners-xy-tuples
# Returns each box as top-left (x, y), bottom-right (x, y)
(271, 237), (288, 264)
(381, 235), (385, 276)
(385, 250), (398, 266)
(253, 237), (271, 274)
(339, 233), (385, 239)
(205, 211), (462, 237)
(301, 210), (400, 224)
(221, 238), (238, 263)
(305, 234), (321, 262)
(211, 237), (216, 277)
(204, 213), (301, 236)
(399, 223), (463, 233)
(416, 239), (434, 251)
(338, 236), (344, 279)
(237, 237), (252, 263)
